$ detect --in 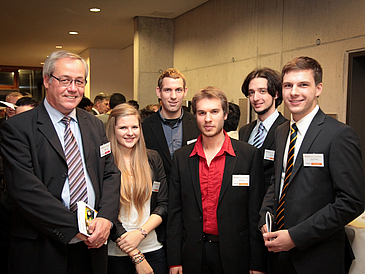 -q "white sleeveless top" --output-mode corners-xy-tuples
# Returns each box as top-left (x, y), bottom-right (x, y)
(108, 196), (163, 257)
